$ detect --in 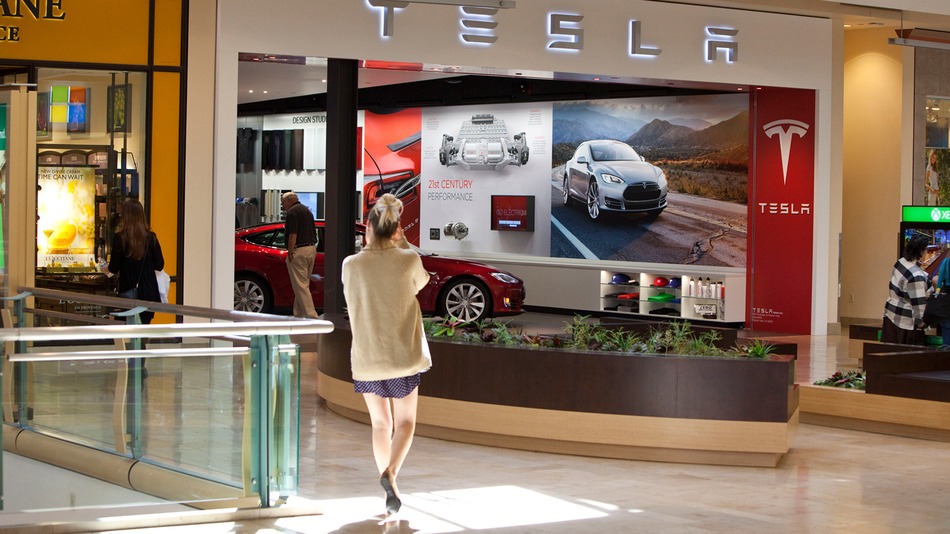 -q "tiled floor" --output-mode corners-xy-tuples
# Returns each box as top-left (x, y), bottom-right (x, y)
(27, 314), (950, 532)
